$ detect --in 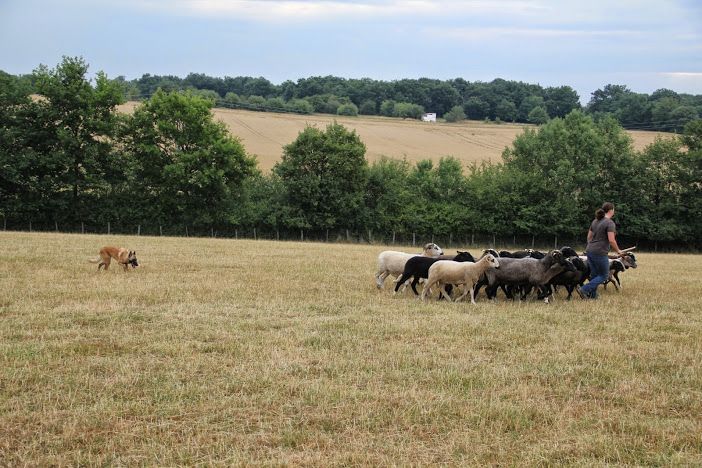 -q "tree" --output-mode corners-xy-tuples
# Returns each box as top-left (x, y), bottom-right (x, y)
(121, 89), (256, 227)
(518, 95), (545, 121)
(544, 86), (580, 118)
(527, 106), (549, 125)
(495, 99), (517, 122)
(274, 122), (368, 230)
(443, 105), (466, 123)
(463, 97), (490, 120)
(337, 102), (359, 116)
(30, 56), (124, 224)
(359, 100), (377, 115)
